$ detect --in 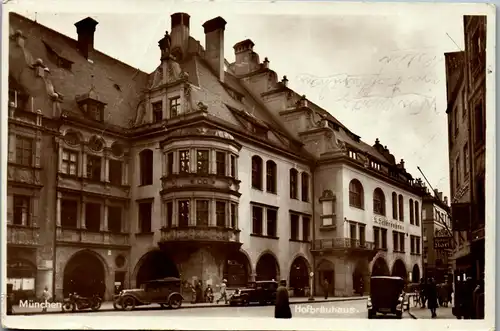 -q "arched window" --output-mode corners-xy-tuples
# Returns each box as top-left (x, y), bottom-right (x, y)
(398, 194), (404, 221)
(415, 201), (420, 226)
(251, 156), (263, 190)
(289, 169), (298, 199)
(409, 199), (414, 224)
(266, 160), (277, 193)
(139, 149), (153, 186)
(373, 188), (385, 215)
(301, 172), (309, 202)
(349, 179), (364, 208)
(392, 192), (398, 219)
